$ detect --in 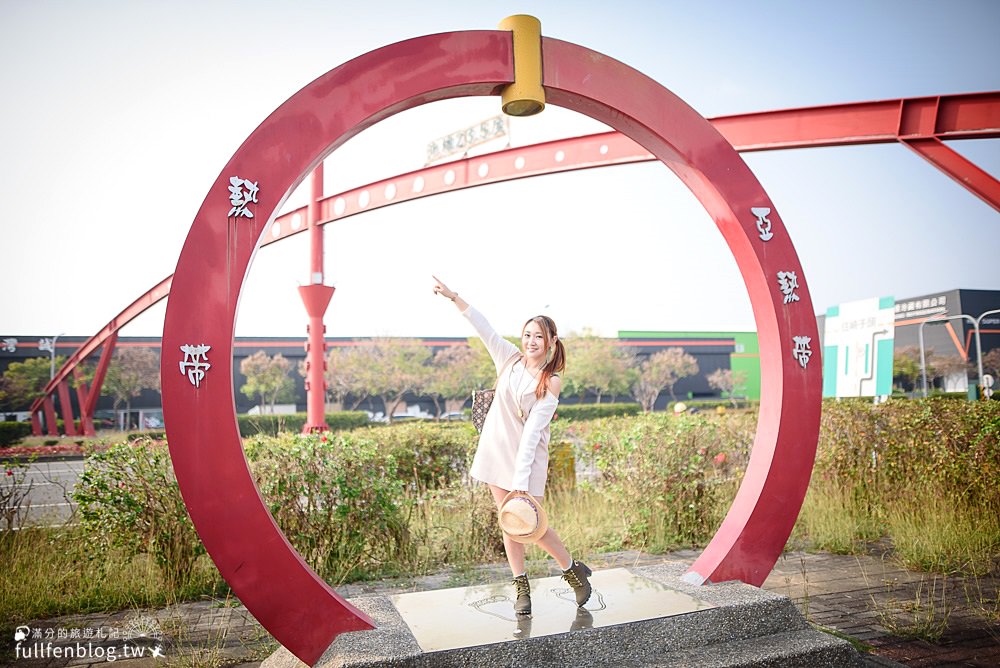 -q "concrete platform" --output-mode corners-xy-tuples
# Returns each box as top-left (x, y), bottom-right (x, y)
(391, 567), (714, 652)
(263, 563), (867, 667)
